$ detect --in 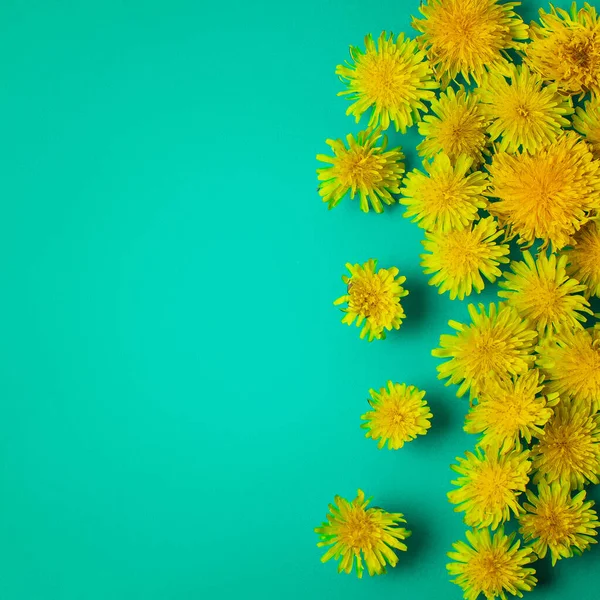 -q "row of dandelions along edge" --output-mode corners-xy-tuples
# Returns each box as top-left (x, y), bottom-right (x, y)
(314, 1), (600, 598)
